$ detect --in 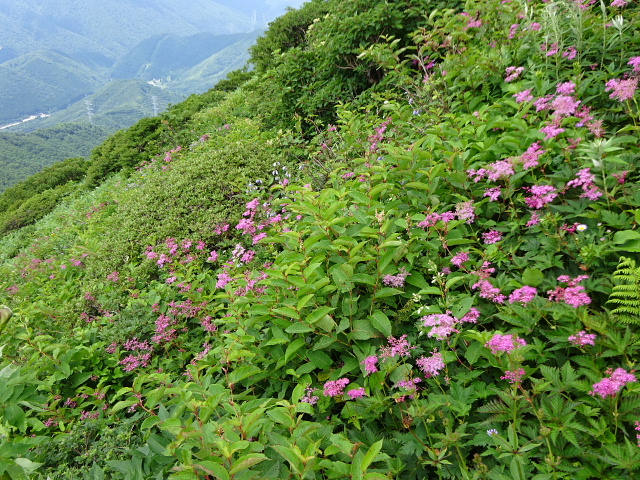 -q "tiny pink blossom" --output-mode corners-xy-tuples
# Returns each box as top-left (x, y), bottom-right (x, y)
(514, 89), (533, 103)
(323, 378), (350, 397)
(556, 81), (576, 95)
(451, 251), (470, 267)
(568, 330), (596, 346)
(416, 351), (445, 378)
(347, 387), (367, 399)
(505, 66), (524, 82)
(501, 368), (526, 384)
(591, 368), (636, 398)
(605, 78), (638, 102)
(482, 230), (503, 244)
(486, 334), (527, 354)
(509, 286), (537, 304)
(362, 356), (379, 375)
(484, 187), (502, 201)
